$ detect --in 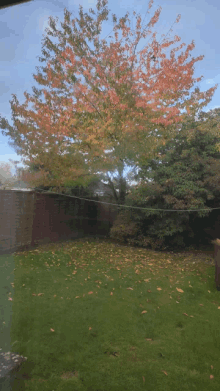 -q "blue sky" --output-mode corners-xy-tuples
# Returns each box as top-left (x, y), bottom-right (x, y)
(0, 0), (220, 186)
